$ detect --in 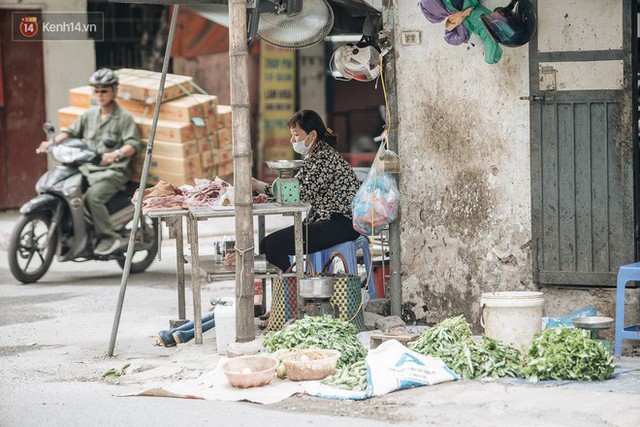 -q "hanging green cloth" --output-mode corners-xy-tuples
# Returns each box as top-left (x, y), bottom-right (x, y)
(442, 0), (503, 64)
